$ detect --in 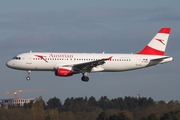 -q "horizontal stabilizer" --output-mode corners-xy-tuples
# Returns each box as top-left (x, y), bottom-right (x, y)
(149, 56), (173, 64)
